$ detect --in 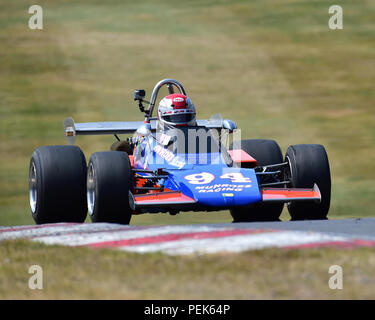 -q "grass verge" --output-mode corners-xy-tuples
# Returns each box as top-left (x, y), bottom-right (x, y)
(0, 239), (374, 299)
